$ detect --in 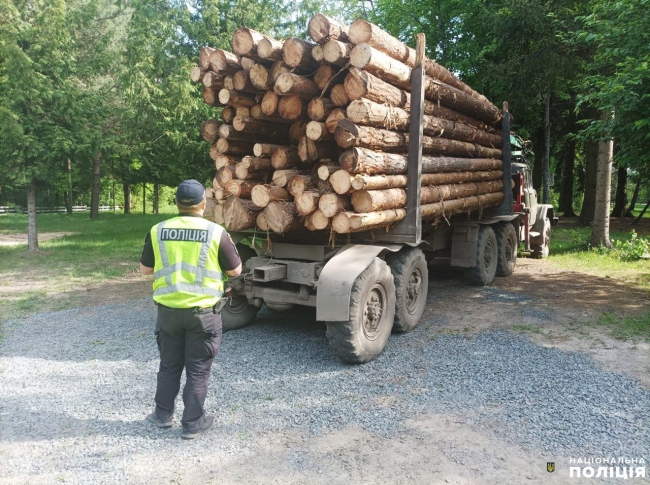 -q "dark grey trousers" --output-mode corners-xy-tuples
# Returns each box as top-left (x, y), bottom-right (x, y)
(154, 305), (222, 432)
